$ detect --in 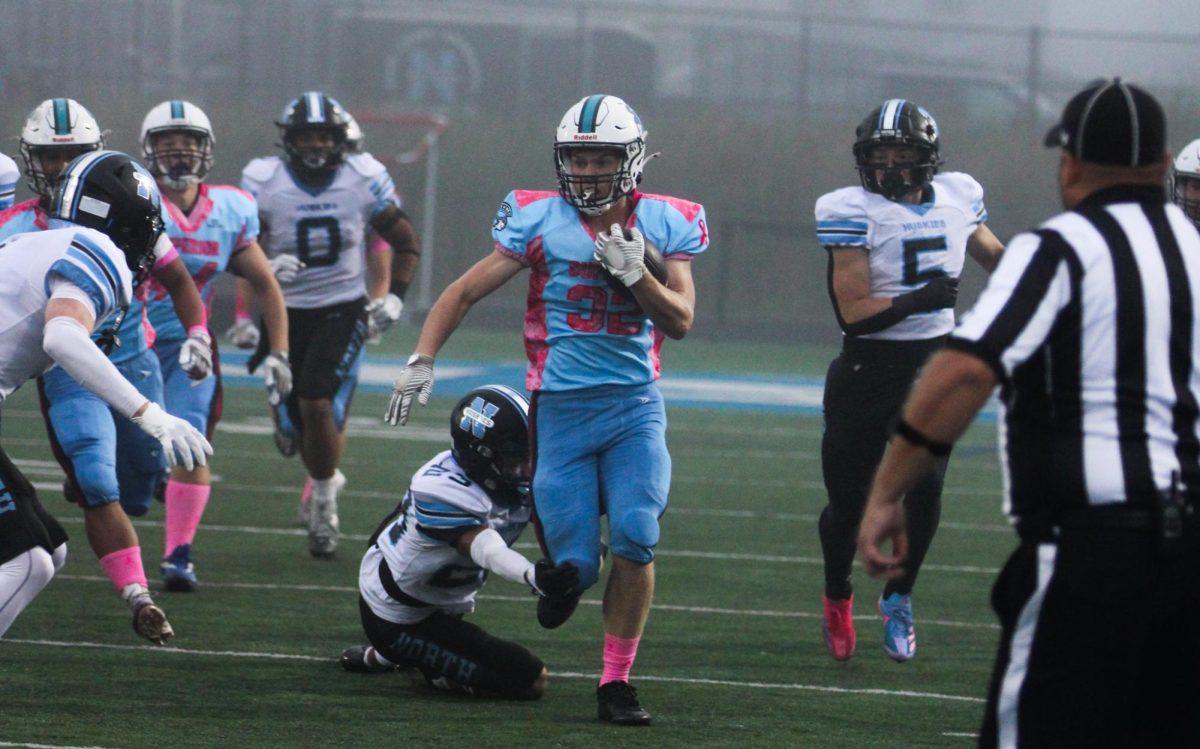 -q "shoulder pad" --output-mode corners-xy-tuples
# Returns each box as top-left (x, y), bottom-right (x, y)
(346, 153), (389, 179)
(933, 172), (984, 202)
(241, 156), (283, 185)
(815, 186), (870, 222)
